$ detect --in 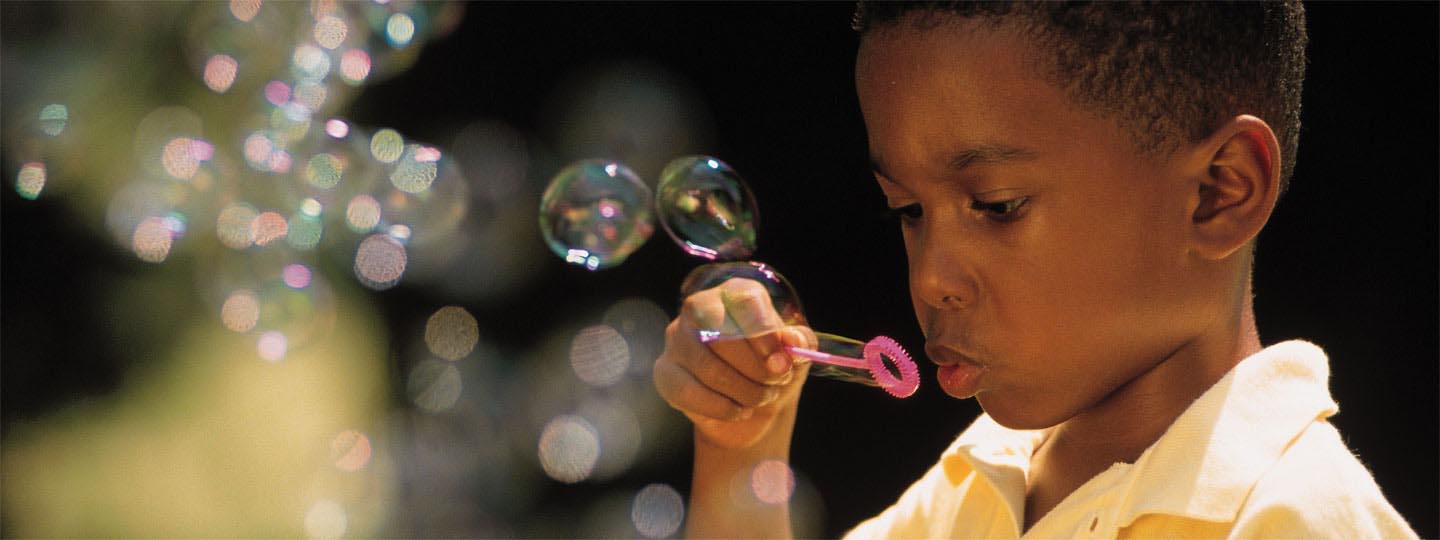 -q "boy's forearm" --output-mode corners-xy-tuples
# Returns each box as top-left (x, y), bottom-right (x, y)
(685, 408), (798, 539)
